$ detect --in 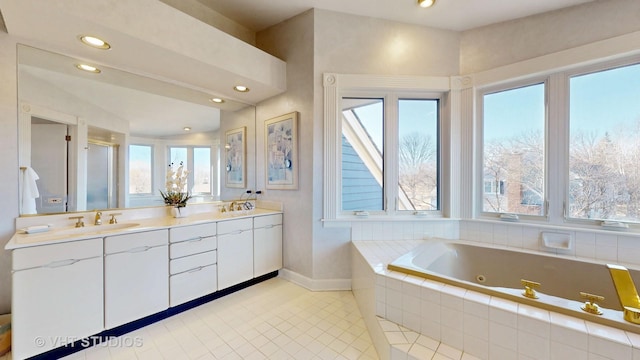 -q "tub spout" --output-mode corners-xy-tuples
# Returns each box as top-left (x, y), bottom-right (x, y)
(606, 264), (640, 324)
